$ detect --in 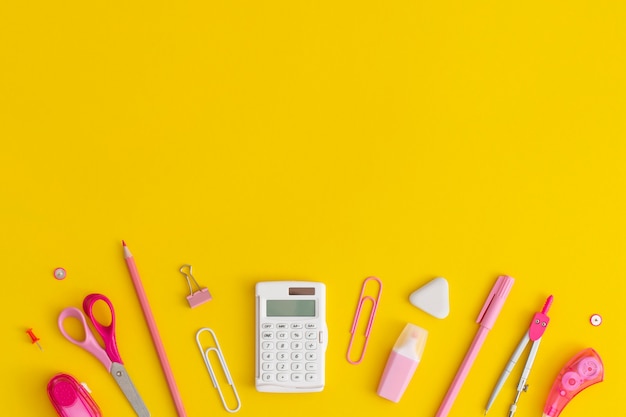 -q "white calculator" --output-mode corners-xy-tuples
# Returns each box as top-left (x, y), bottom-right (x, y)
(255, 281), (327, 392)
